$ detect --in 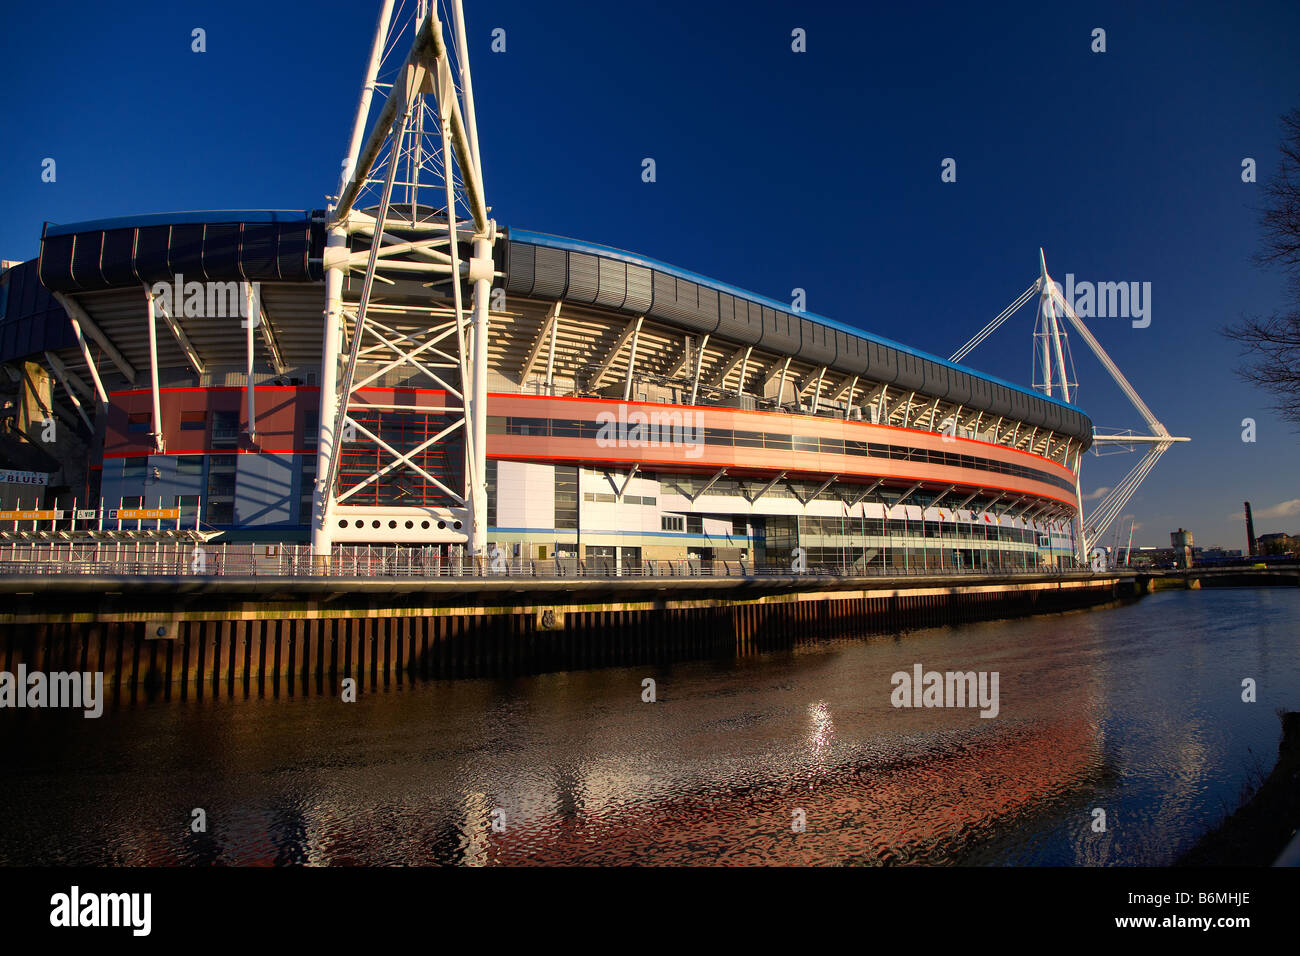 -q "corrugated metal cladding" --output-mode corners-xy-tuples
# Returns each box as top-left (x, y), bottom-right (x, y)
(38, 216), (326, 293)
(0, 260), (77, 365)
(502, 237), (1094, 443)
